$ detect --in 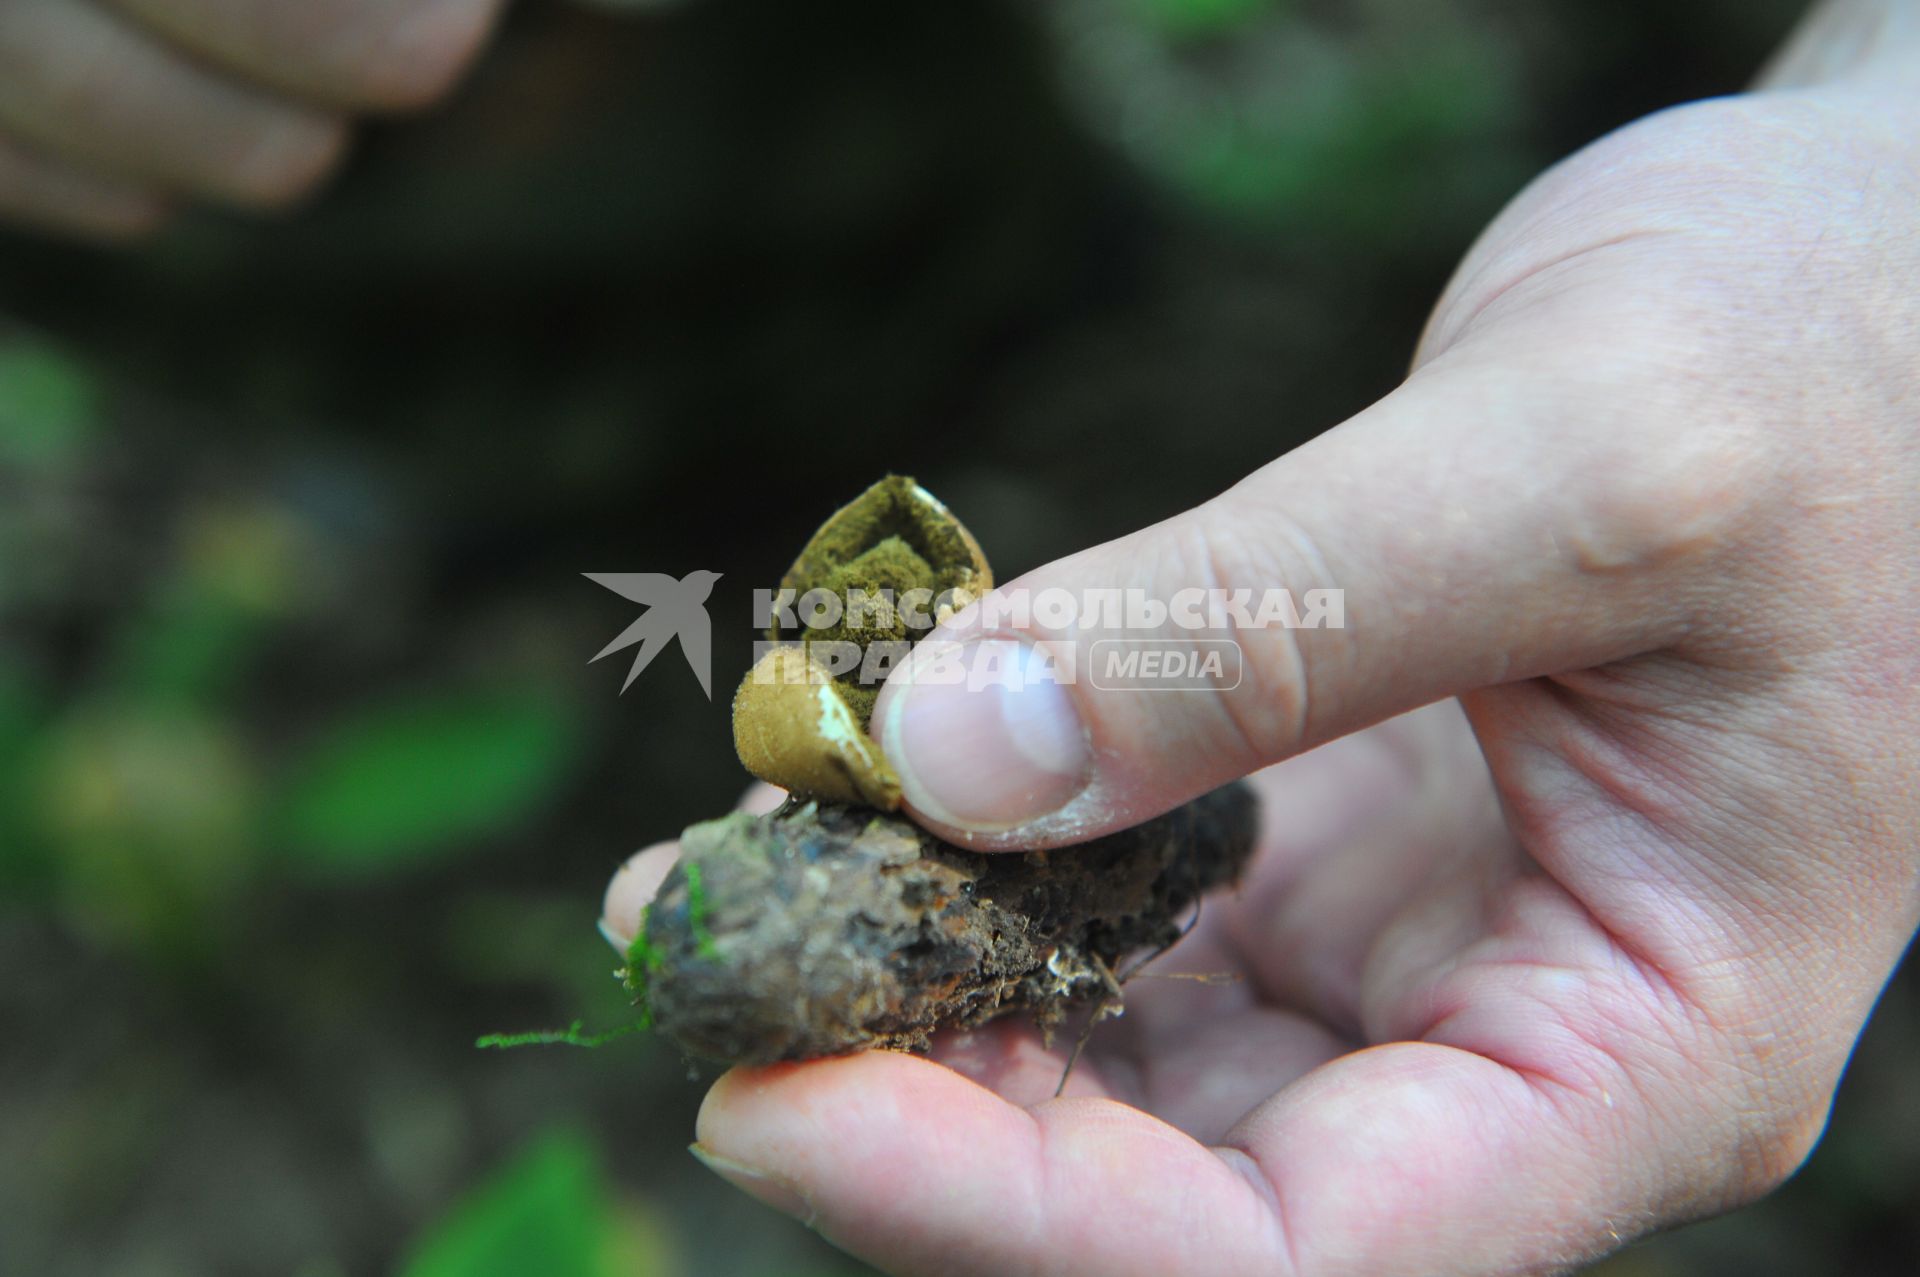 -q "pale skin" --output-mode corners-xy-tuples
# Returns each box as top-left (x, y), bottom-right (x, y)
(8, 1), (1915, 1273)
(0, 0), (504, 238)
(597, 4), (1920, 1273)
